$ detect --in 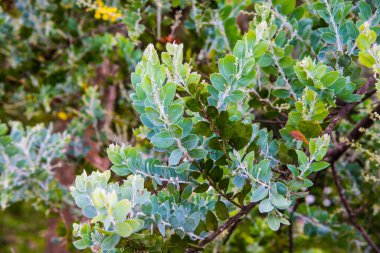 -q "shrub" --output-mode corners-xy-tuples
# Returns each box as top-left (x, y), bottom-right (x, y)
(1, 0), (380, 252)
